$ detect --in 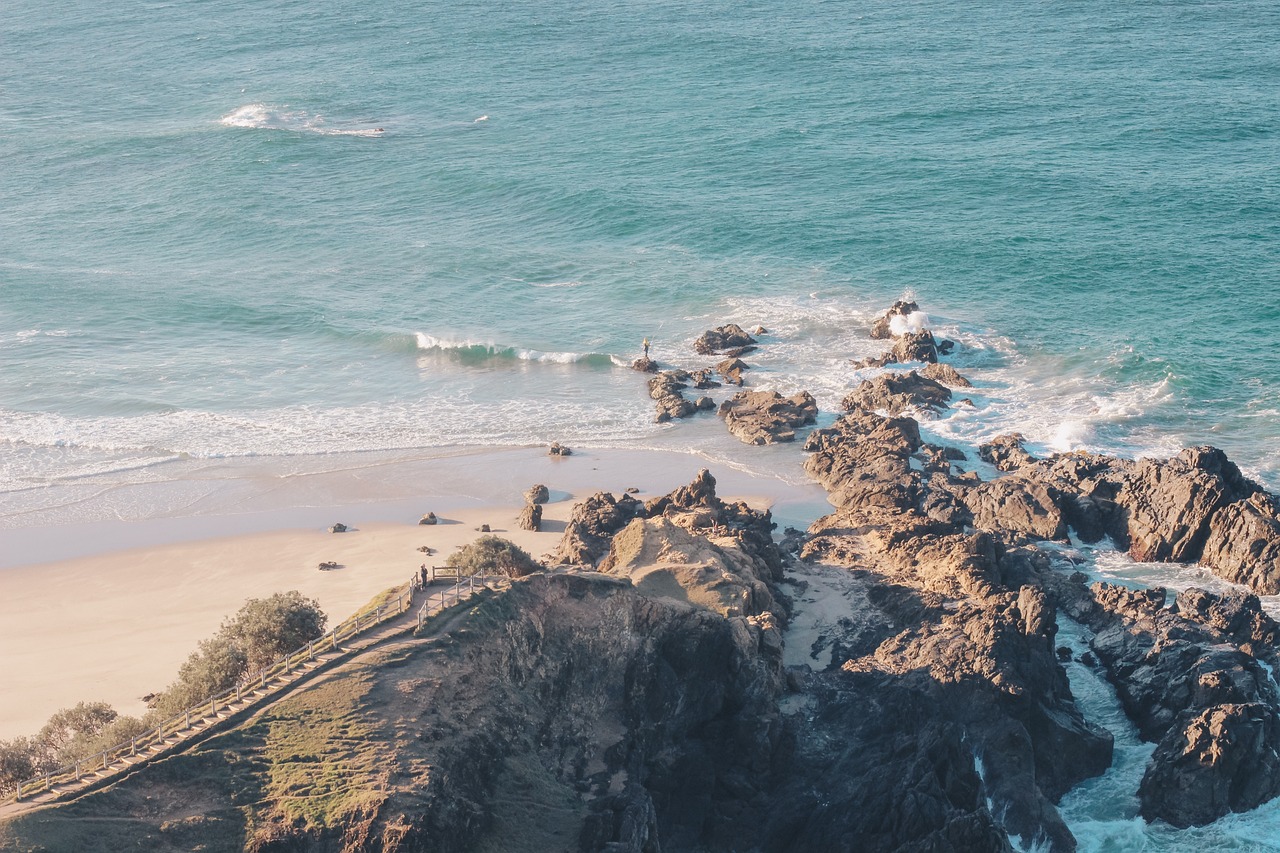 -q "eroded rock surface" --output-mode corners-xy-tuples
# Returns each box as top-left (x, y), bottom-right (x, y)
(1048, 580), (1280, 826)
(718, 389), (818, 445)
(694, 323), (757, 355)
